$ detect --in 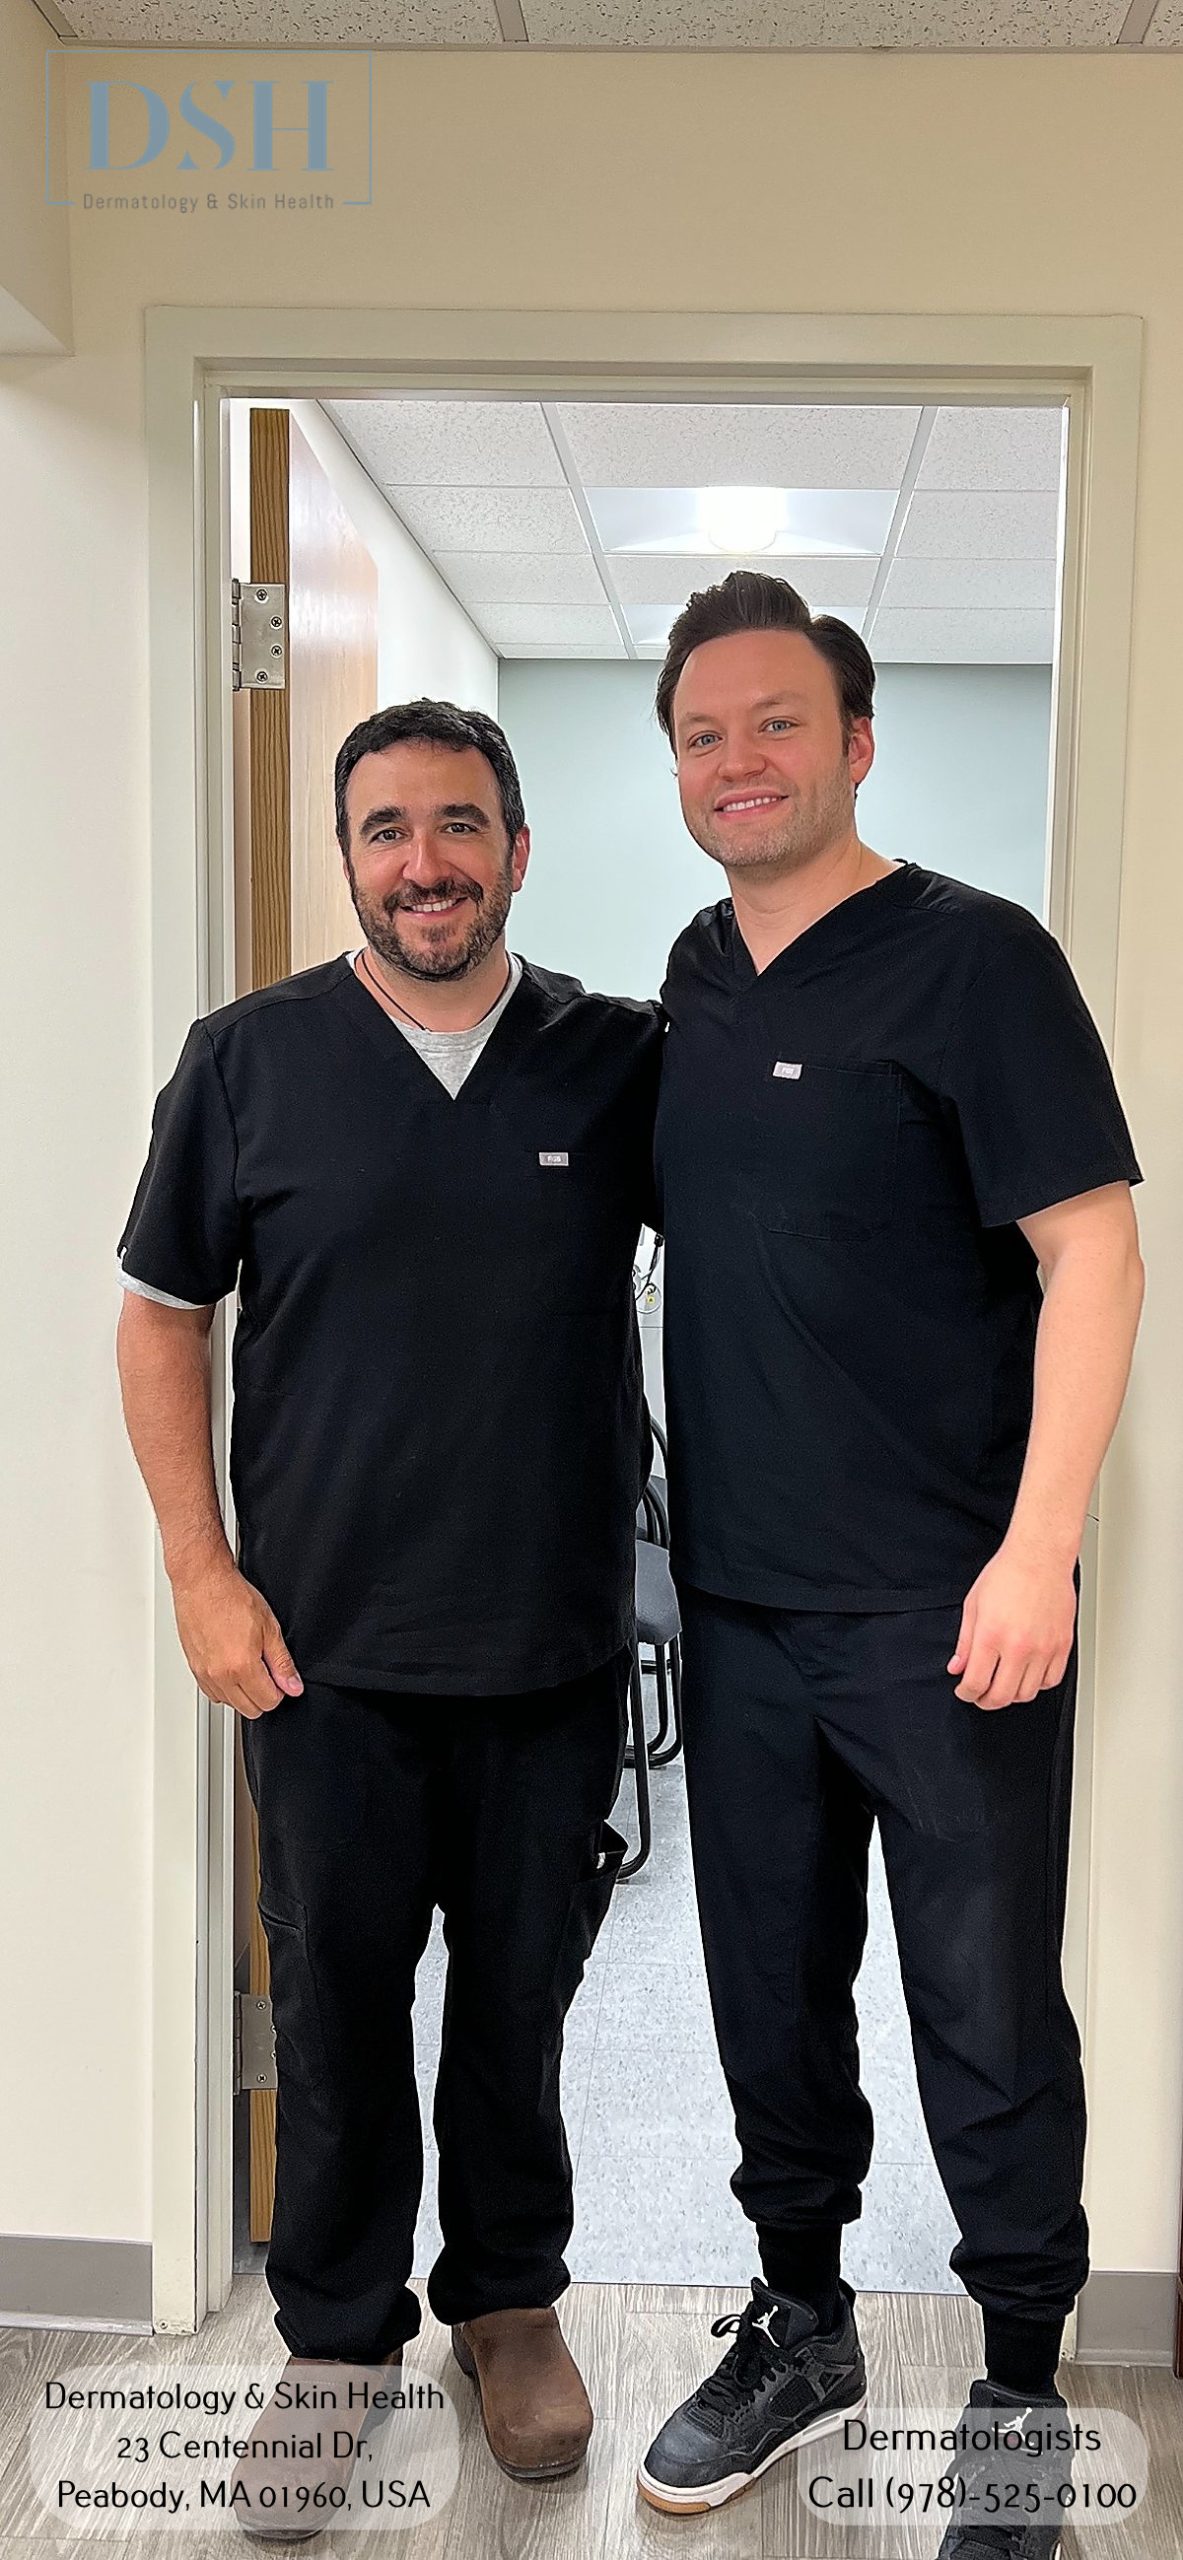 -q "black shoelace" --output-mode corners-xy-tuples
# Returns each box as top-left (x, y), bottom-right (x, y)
(692, 2304), (788, 2433)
